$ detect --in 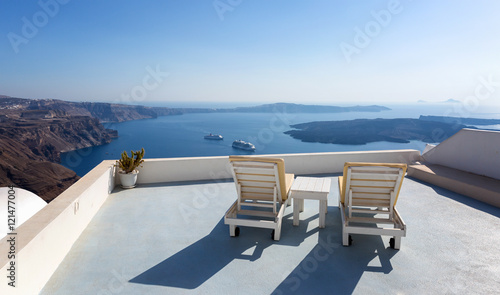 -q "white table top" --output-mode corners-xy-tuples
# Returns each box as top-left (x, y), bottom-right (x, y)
(290, 177), (331, 193)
